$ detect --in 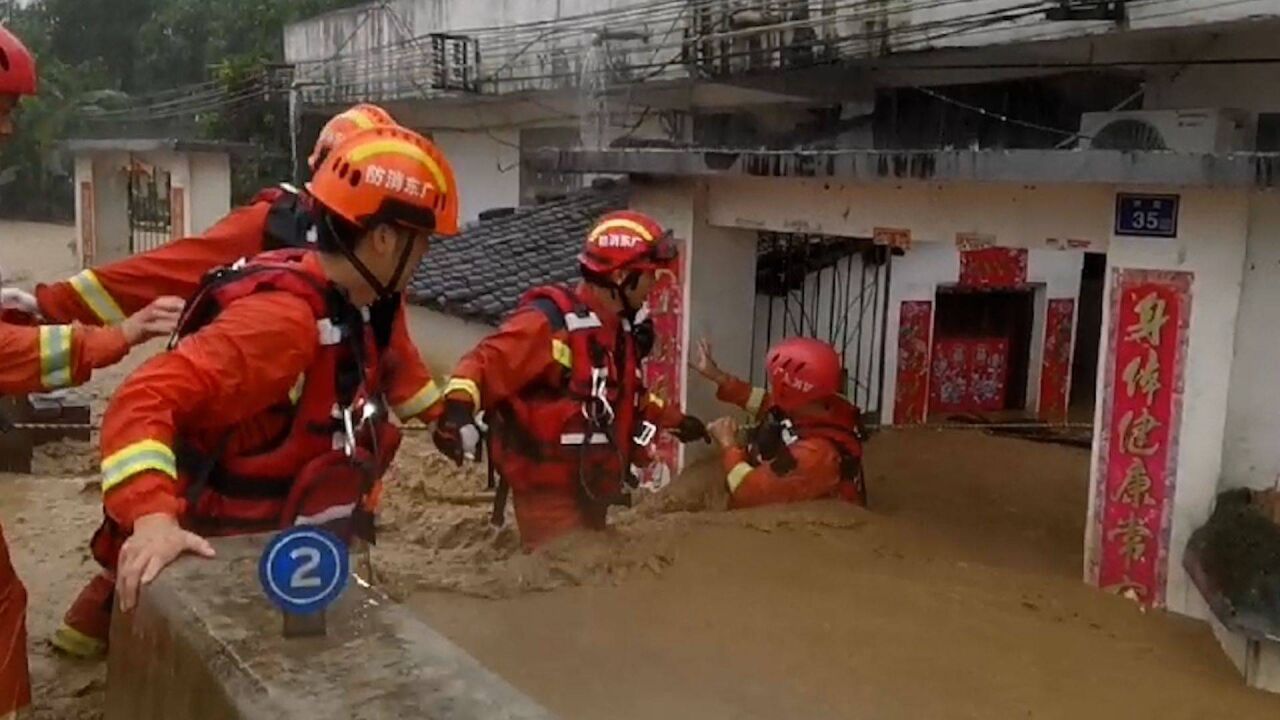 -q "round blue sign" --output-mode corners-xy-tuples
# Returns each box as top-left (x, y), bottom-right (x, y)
(258, 527), (350, 615)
